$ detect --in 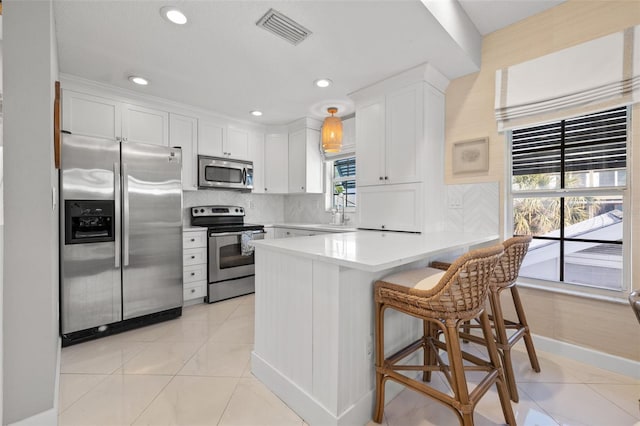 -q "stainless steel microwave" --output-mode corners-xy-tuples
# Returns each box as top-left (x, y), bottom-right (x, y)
(198, 156), (253, 191)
